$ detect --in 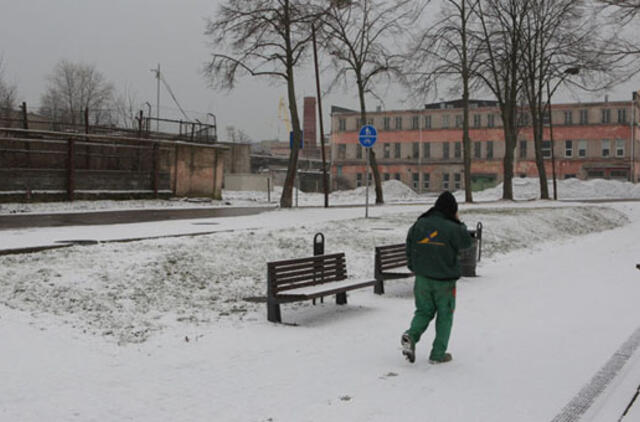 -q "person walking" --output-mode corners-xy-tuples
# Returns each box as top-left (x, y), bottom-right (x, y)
(402, 191), (472, 364)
